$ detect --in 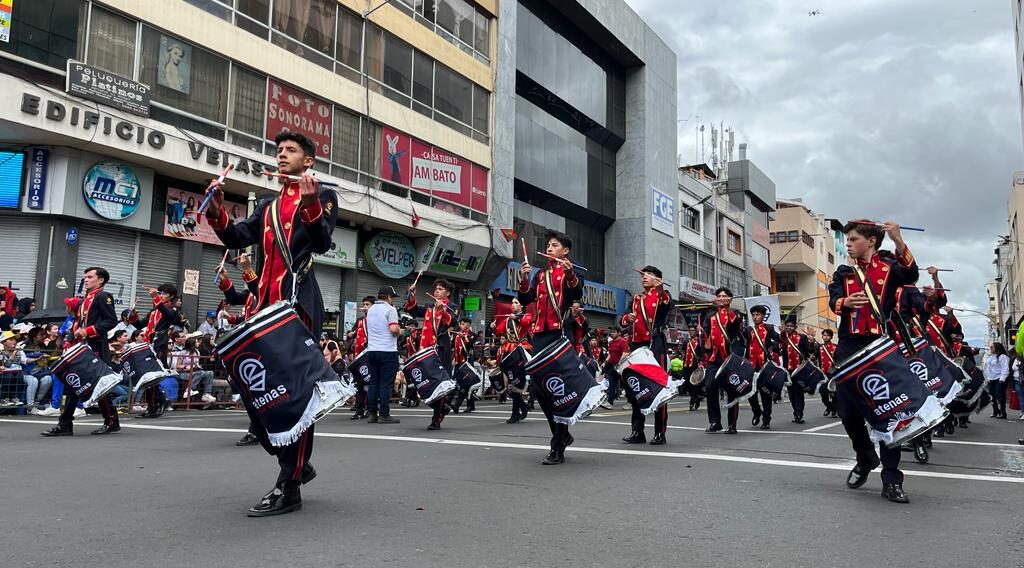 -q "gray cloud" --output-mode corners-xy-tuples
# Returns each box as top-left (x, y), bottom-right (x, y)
(626, 0), (1020, 344)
